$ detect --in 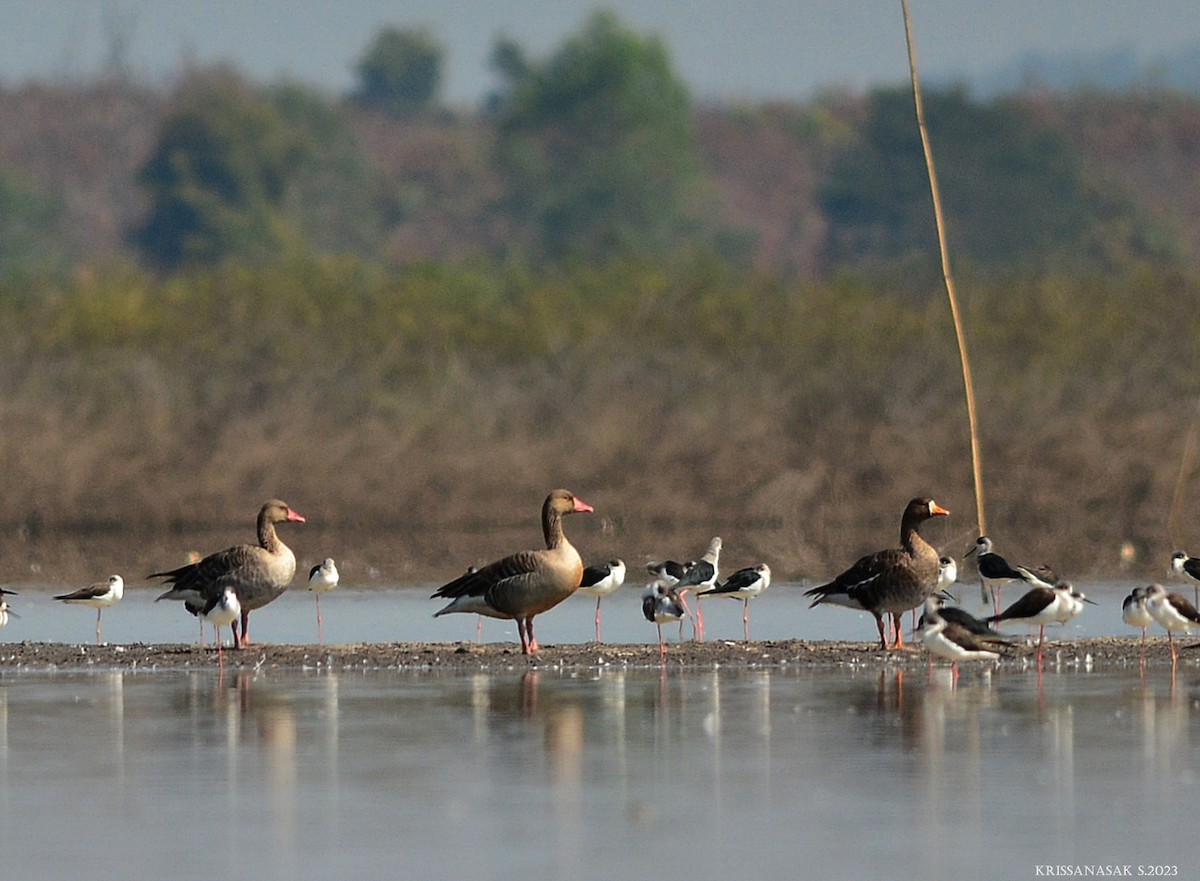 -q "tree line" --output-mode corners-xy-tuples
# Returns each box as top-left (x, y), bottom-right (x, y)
(2, 10), (1197, 281)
